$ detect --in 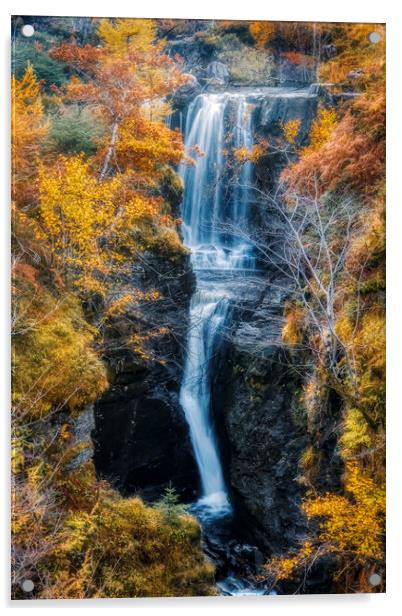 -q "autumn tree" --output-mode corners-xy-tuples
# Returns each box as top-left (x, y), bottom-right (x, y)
(264, 462), (385, 592)
(50, 19), (186, 181)
(11, 64), (48, 207)
(40, 19), (187, 303)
